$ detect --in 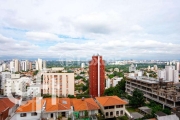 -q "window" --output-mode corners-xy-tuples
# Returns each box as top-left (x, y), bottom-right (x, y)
(116, 111), (119, 115)
(31, 112), (37, 116)
(20, 113), (27, 117)
(116, 105), (123, 108)
(121, 110), (123, 115)
(106, 112), (109, 116)
(104, 106), (108, 109)
(110, 112), (113, 116)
